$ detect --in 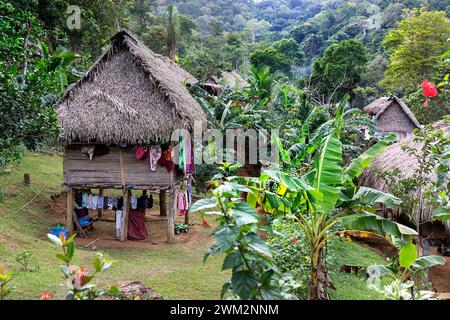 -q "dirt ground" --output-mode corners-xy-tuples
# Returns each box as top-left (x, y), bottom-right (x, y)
(429, 246), (450, 297)
(49, 193), (205, 250)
